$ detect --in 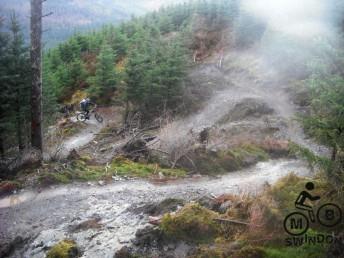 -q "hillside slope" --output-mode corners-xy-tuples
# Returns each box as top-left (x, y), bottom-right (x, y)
(1, 0), (183, 47)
